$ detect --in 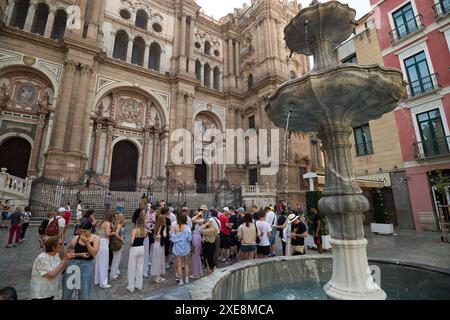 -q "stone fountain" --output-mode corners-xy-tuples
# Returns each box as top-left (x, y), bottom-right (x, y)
(266, 1), (407, 300)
